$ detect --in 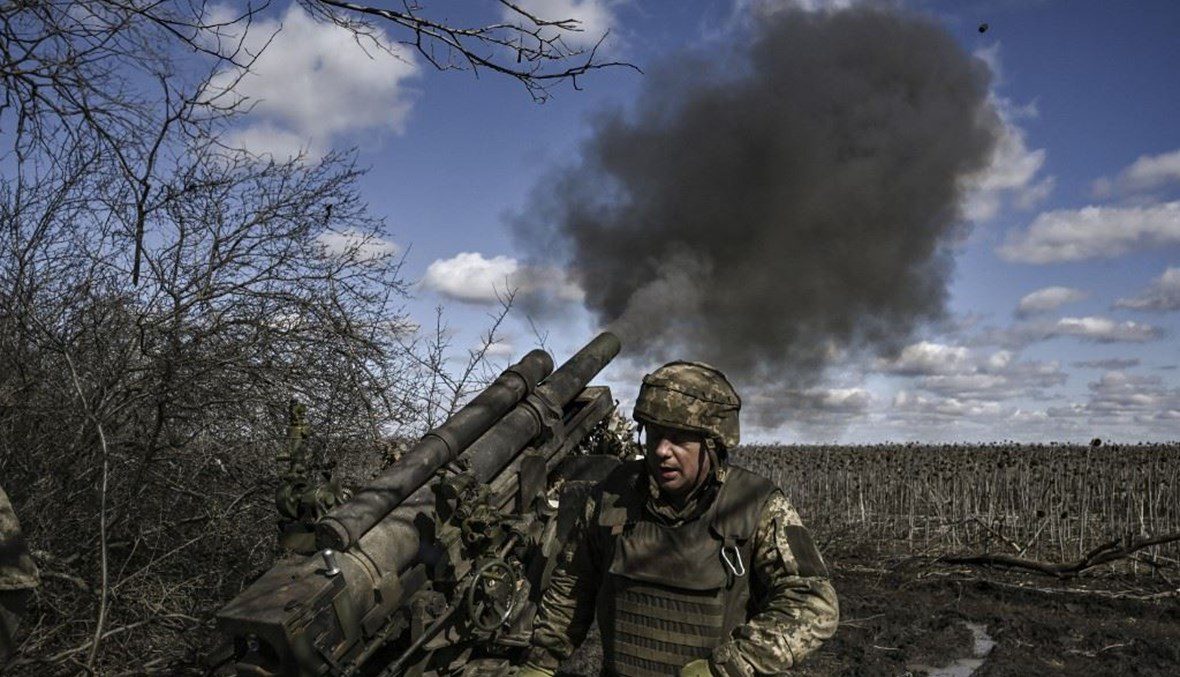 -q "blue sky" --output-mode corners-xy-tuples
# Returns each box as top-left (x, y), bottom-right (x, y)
(210, 0), (1180, 443)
